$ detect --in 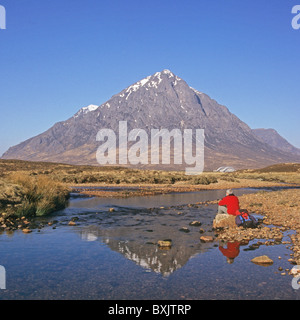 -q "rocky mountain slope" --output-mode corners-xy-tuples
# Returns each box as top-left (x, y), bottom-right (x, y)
(2, 69), (300, 170)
